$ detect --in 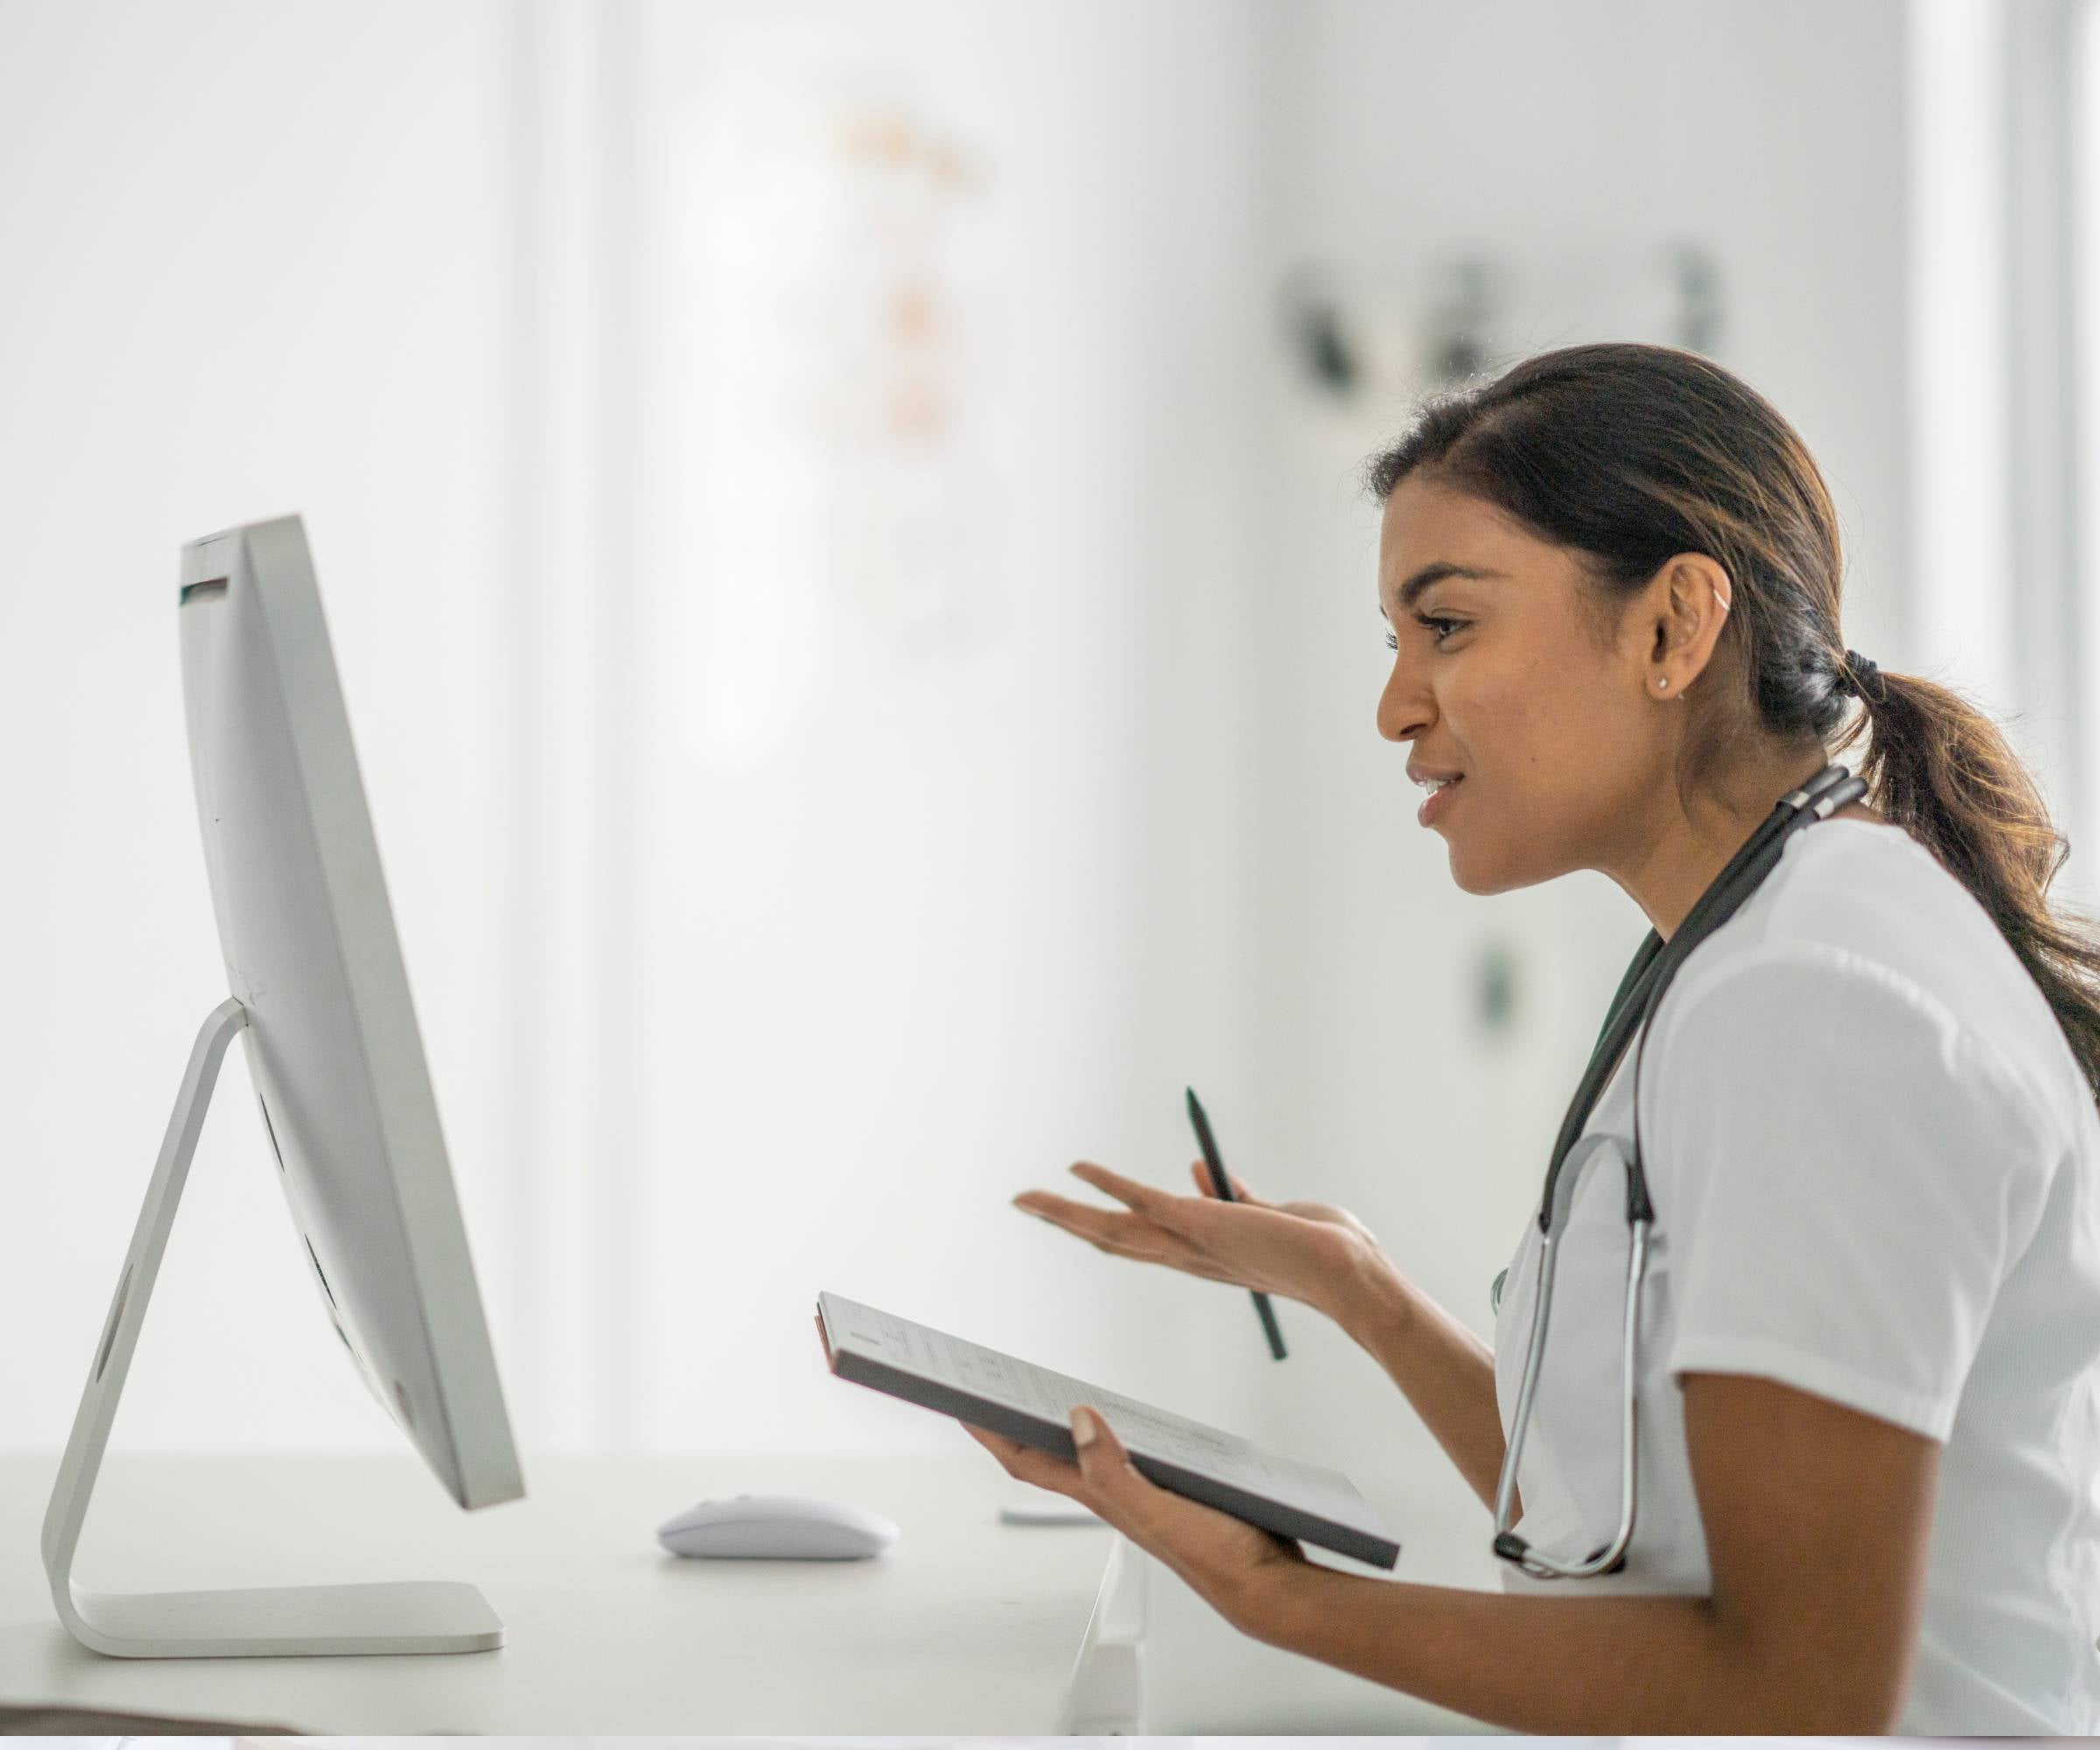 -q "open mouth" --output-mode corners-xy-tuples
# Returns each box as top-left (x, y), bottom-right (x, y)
(1416, 774), (1464, 827)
